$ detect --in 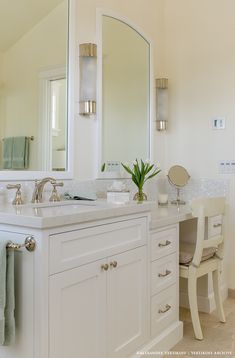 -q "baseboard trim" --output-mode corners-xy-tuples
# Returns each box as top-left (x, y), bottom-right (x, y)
(180, 284), (228, 313)
(180, 291), (211, 313)
(131, 321), (183, 358)
(228, 288), (235, 298)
